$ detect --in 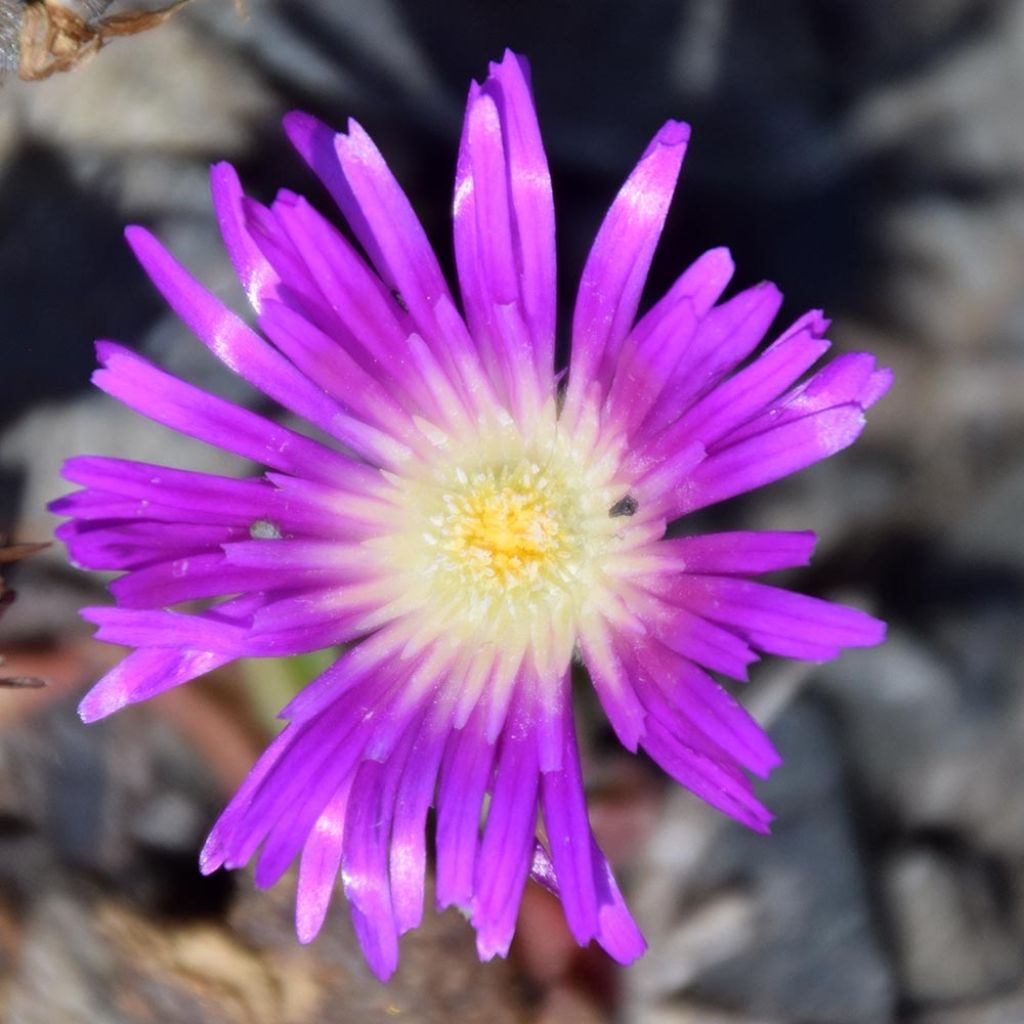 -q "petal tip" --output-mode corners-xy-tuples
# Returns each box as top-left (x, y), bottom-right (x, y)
(658, 120), (691, 148)
(123, 223), (152, 251)
(77, 690), (120, 724)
